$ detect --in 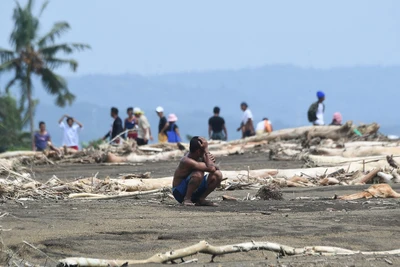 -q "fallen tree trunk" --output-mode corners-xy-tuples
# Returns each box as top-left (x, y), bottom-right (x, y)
(306, 154), (388, 169)
(337, 184), (400, 200)
(107, 150), (184, 163)
(69, 189), (162, 200)
(228, 122), (358, 145)
(0, 151), (39, 159)
(59, 240), (400, 266)
(359, 168), (381, 184)
(312, 146), (400, 158)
